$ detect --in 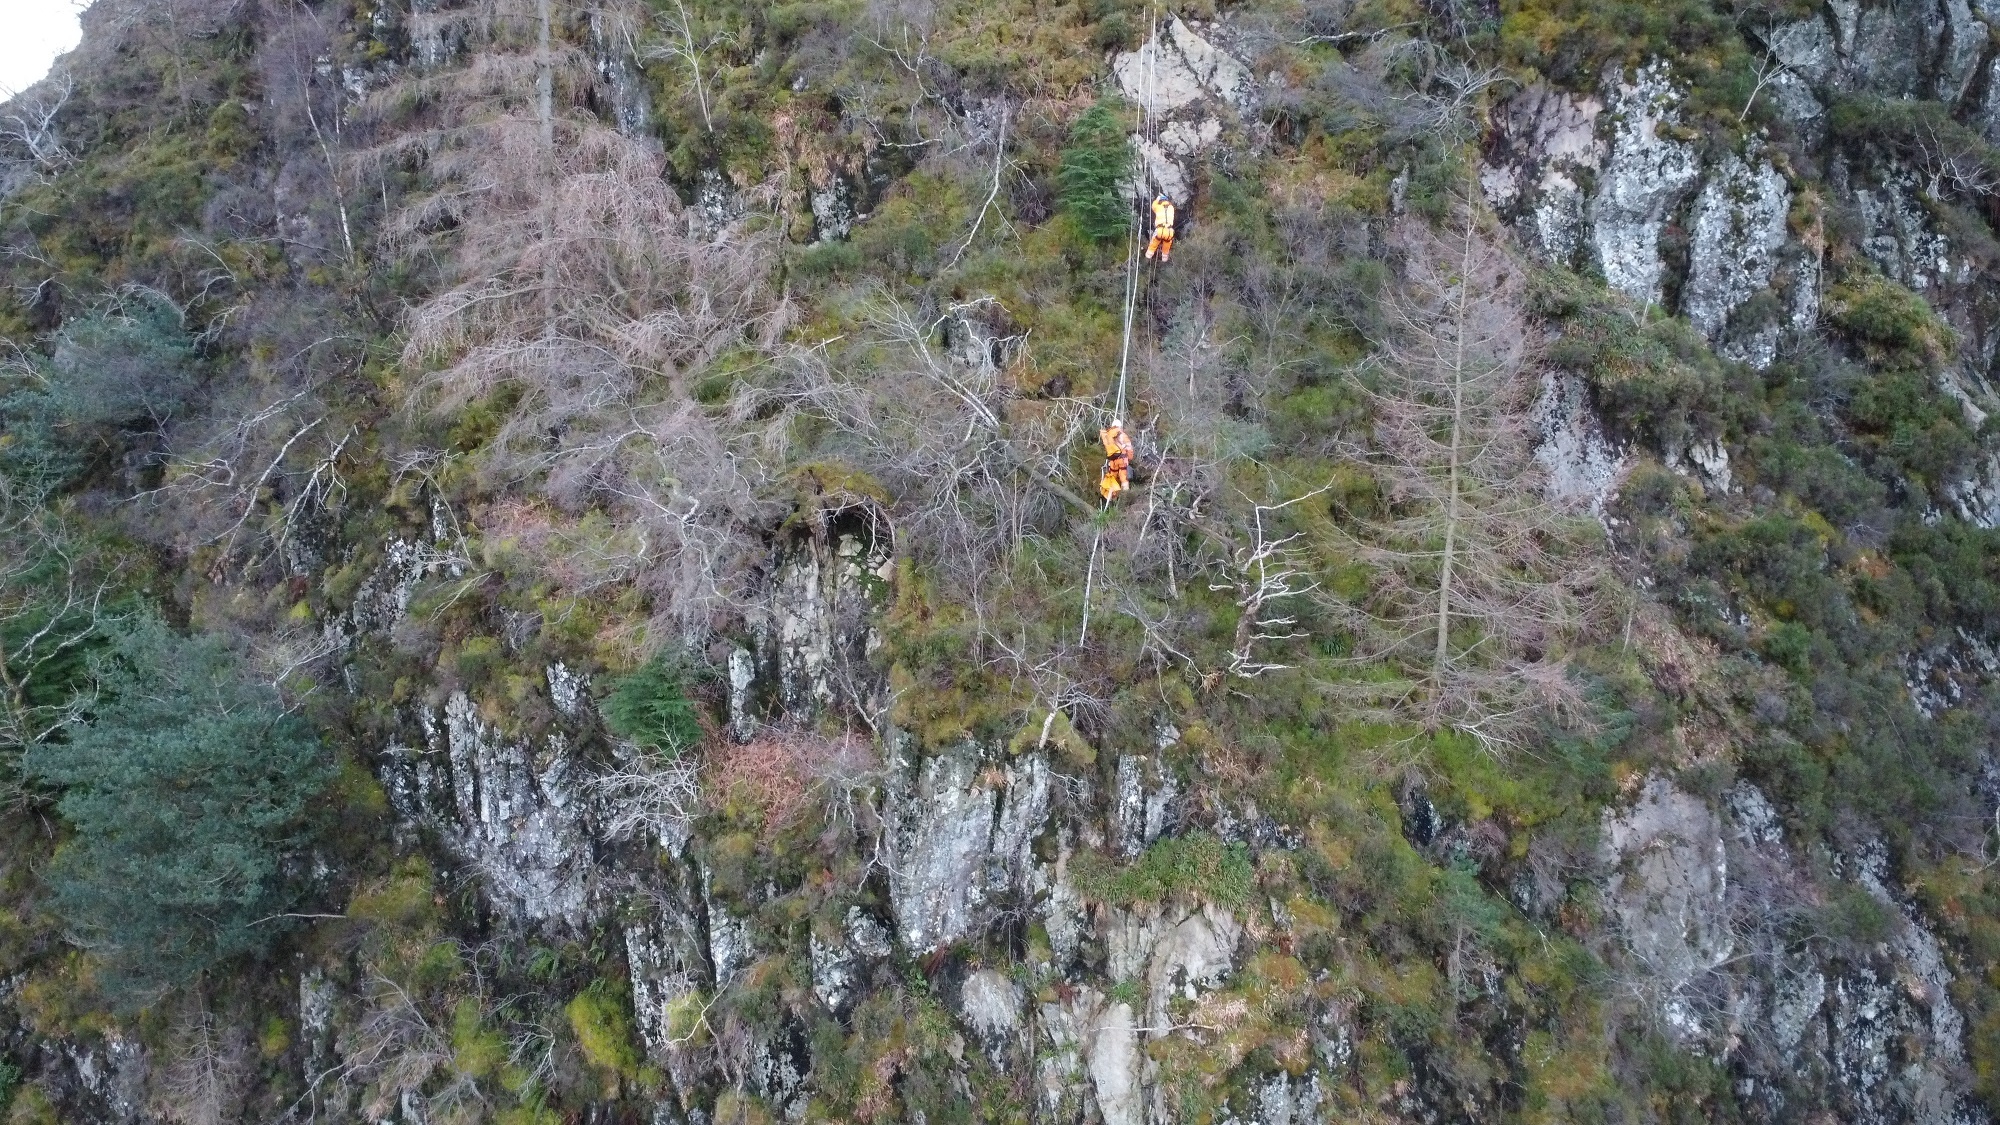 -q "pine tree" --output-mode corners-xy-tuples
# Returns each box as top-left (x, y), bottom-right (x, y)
(22, 614), (332, 1000)
(1059, 100), (1134, 244)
